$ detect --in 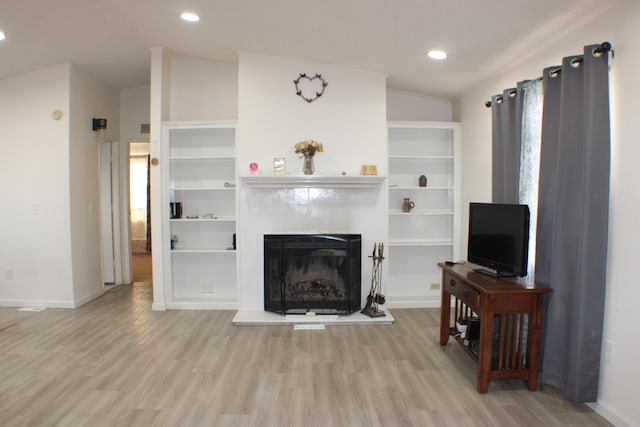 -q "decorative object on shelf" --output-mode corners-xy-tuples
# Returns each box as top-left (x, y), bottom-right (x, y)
(362, 243), (386, 318)
(302, 155), (315, 175)
(360, 165), (377, 175)
(402, 198), (415, 212)
(249, 162), (259, 175)
(170, 235), (179, 250)
(294, 140), (323, 175)
(419, 174), (428, 187)
(341, 171), (347, 176)
(223, 181), (236, 188)
(170, 202), (182, 219)
(273, 157), (286, 176)
(294, 73), (328, 103)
